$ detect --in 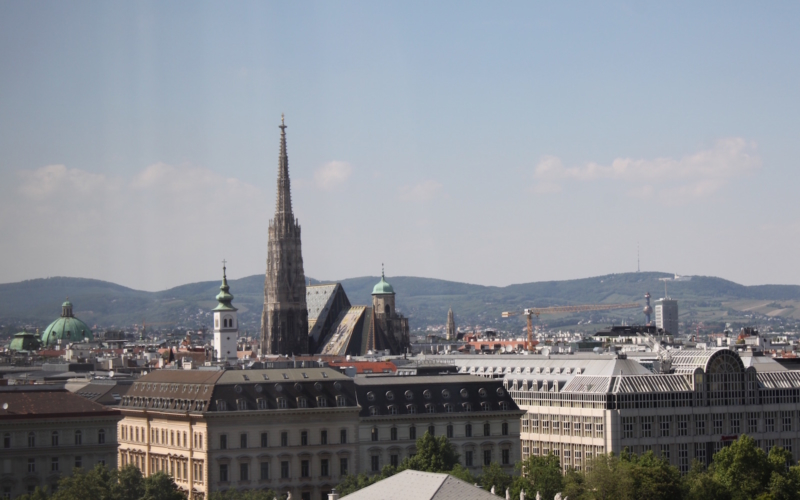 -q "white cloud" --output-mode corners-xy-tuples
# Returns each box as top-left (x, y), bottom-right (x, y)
(313, 161), (353, 191)
(397, 180), (443, 202)
(2, 163), (268, 290)
(533, 138), (761, 201)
